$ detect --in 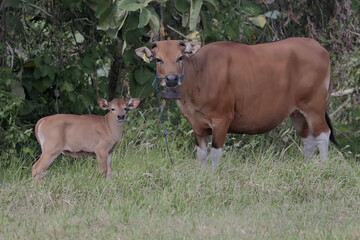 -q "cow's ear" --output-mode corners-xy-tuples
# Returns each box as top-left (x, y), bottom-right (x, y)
(185, 42), (201, 56)
(135, 47), (153, 62)
(97, 99), (109, 110)
(126, 98), (141, 110)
